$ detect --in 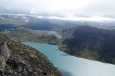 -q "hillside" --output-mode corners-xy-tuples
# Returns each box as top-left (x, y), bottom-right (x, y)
(59, 26), (115, 64)
(0, 33), (62, 76)
(3, 27), (59, 45)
